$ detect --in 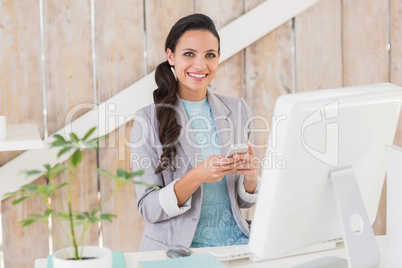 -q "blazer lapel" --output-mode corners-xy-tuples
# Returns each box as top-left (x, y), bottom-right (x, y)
(207, 90), (232, 156)
(206, 91), (237, 195)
